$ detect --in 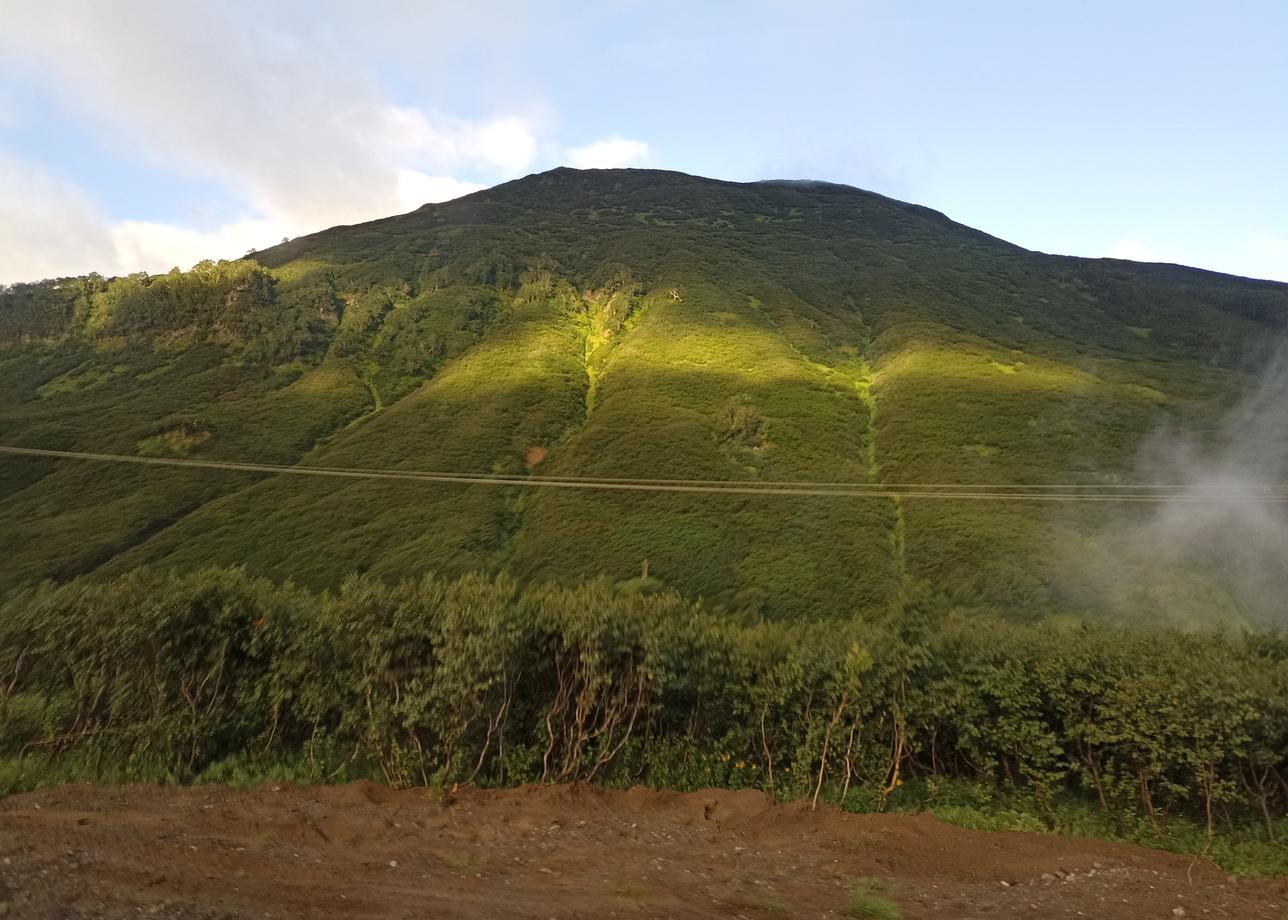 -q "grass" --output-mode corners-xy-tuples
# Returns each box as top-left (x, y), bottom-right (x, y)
(875, 779), (1288, 879)
(136, 424), (211, 457)
(845, 879), (901, 919)
(507, 281), (898, 618)
(0, 166), (1285, 621)
(36, 361), (129, 397)
(0, 341), (371, 586)
(100, 290), (583, 585)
